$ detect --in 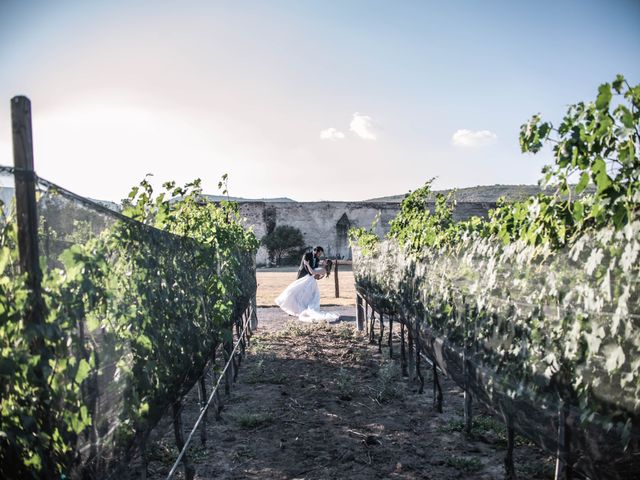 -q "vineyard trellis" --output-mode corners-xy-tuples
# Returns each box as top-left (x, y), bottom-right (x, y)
(0, 96), (259, 479)
(352, 76), (640, 480)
